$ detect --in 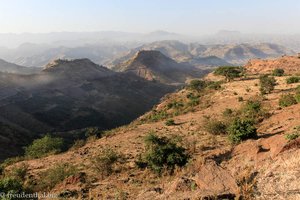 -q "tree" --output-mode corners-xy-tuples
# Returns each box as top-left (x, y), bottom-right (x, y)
(138, 133), (189, 175)
(24, 135), (64, 158)
(272, 68), (285, 76)
(228, 119), (257, 143)
(187, 80), (206, 91)
(214, 66), (243, 81)
(259, 75), (276, 94)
